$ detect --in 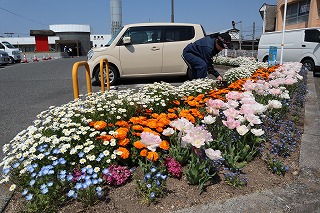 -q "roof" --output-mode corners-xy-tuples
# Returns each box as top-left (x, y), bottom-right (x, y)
(30, 30), (55, 36)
